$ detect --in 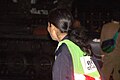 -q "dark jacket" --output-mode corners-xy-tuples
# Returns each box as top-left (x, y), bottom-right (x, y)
(52, 36), (104, 80)
(52, 36), (74, 80)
